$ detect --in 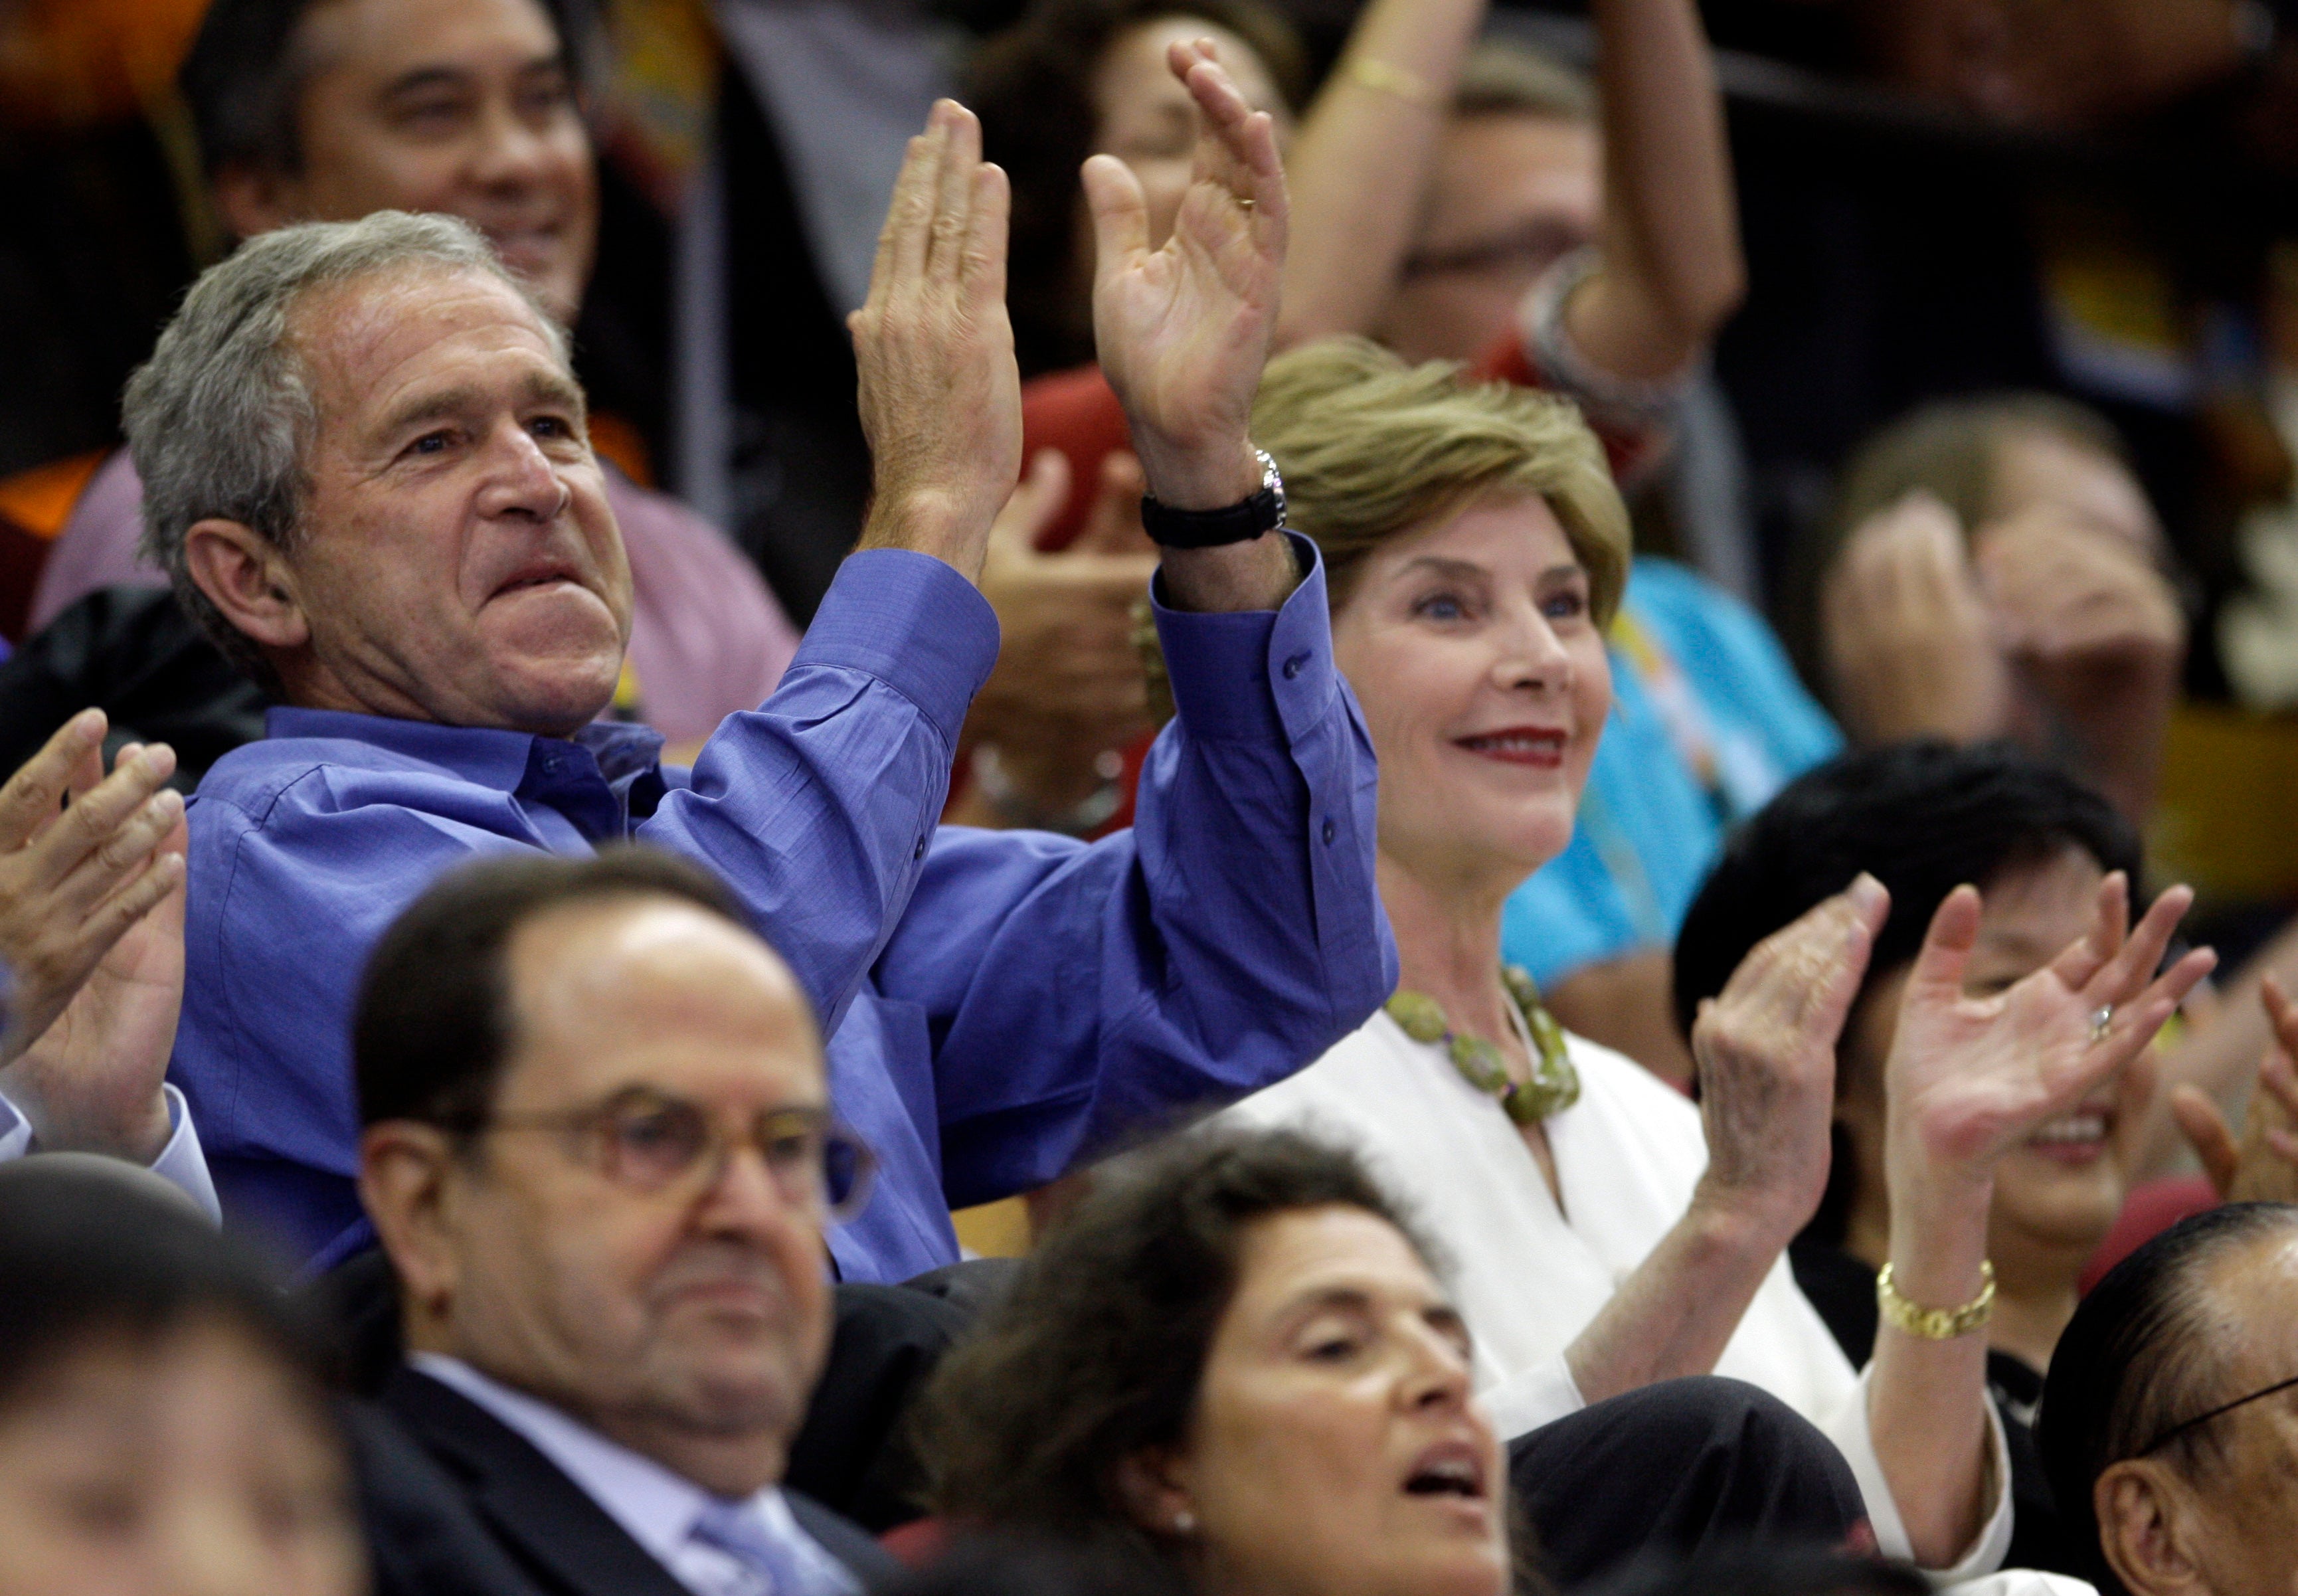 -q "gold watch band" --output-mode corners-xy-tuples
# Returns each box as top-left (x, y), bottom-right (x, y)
(1876, 1260), (1996, 1340)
